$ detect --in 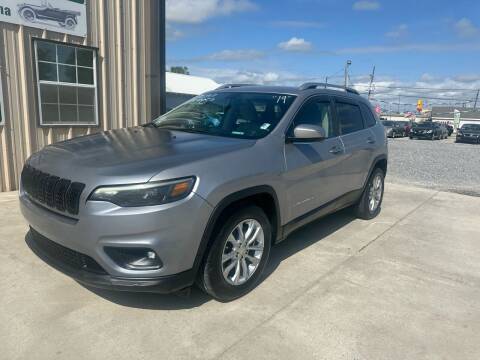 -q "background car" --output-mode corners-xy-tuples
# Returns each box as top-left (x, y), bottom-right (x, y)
(398, 120), (413, 137)
(381, 120), (404, 138)
(410, 122), (448, 140)
(445, 124), (454, 136)
(456, 124), (480, 143)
